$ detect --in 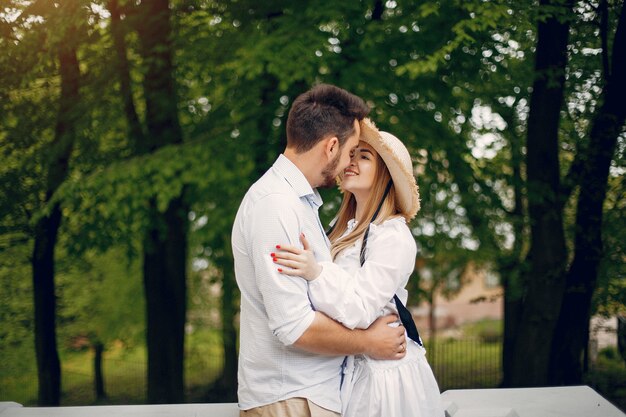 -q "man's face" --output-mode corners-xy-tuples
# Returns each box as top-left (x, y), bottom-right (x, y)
(319, 120), (361, 188)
